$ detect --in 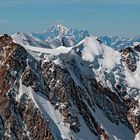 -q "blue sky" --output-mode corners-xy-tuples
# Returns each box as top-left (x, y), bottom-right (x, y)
(0, 0), (140, 36)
